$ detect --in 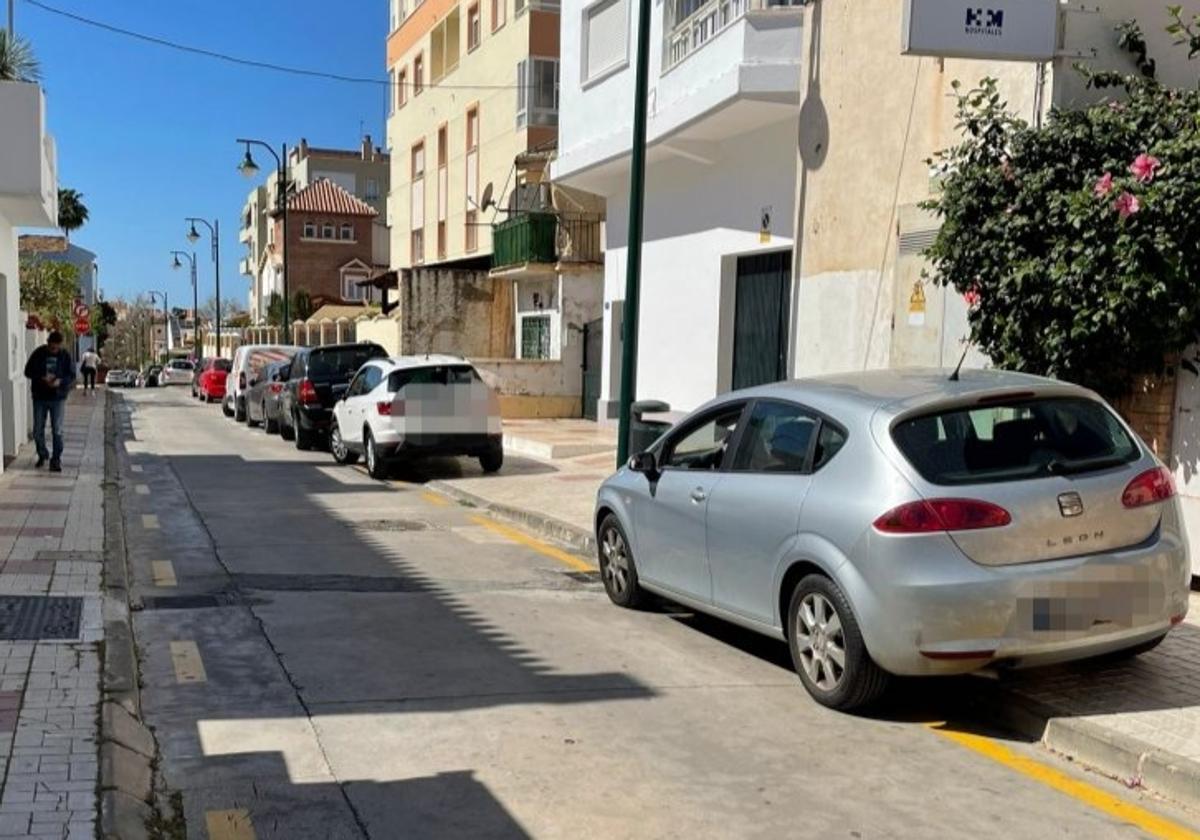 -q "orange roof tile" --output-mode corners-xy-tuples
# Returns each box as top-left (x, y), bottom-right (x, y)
(287, 178), (378, 217)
